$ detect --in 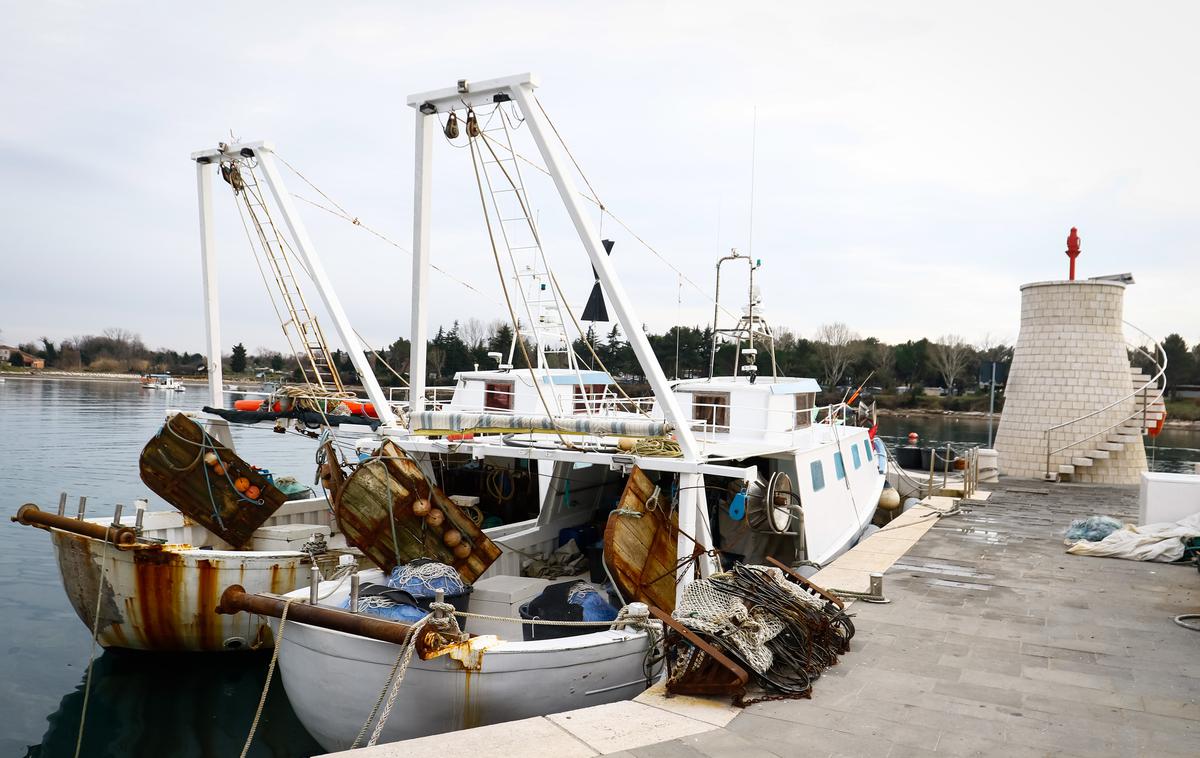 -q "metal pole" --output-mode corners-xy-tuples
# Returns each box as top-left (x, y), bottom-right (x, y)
(410, 107), (434, 414)
(57, 492), (67, 517)
(196, 160), (224, 408)
(987, 362), (996, 447)
(511, 83), (699, 459)
(76, 496), (87, 520)
(309, 565), (320, 605)
(349, 573), (360, 614)
(253, 149), (398, 428)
